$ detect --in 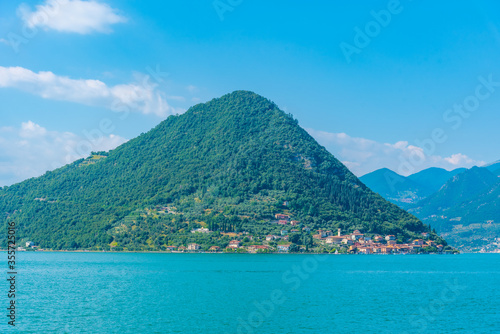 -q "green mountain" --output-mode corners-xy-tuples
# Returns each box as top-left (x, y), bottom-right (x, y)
(0, 91), (441, 251)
